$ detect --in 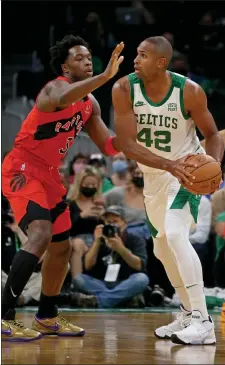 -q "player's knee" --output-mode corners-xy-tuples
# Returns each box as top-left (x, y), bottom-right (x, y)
(165, 226), (182, 247)
(52, 239), (72, 258)
(47, 239), (72, 266)
(27, 220), (52, 256)
(133, 273), (149, 288)
(71, 238), (88, 255)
